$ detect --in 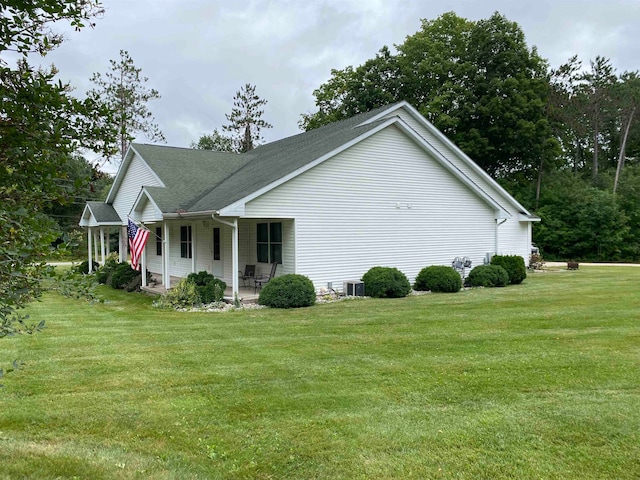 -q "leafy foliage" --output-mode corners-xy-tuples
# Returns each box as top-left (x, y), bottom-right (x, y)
(1, 1), (114, 334)
(301, 12), (554, 183)
(154, 279), (201, 310)
(258, 274), (316, 308)
(414, 265), (462, 293)
(190, 128), (234, 152)
(224, 83), (272, 153)
(361, 267), (411, 298)
(467, 265), (510, 288)
(186, 271), (227, 304)
(491, 255), (527, 285)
